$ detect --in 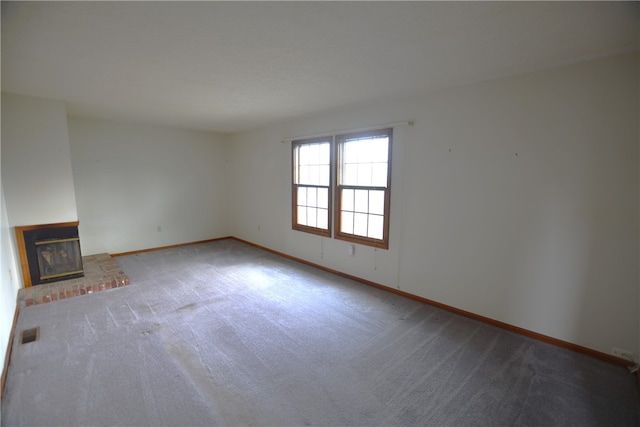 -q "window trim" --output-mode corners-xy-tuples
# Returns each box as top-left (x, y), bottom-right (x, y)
(334, 129), (392, 249)
(291, 137), (333, 238)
